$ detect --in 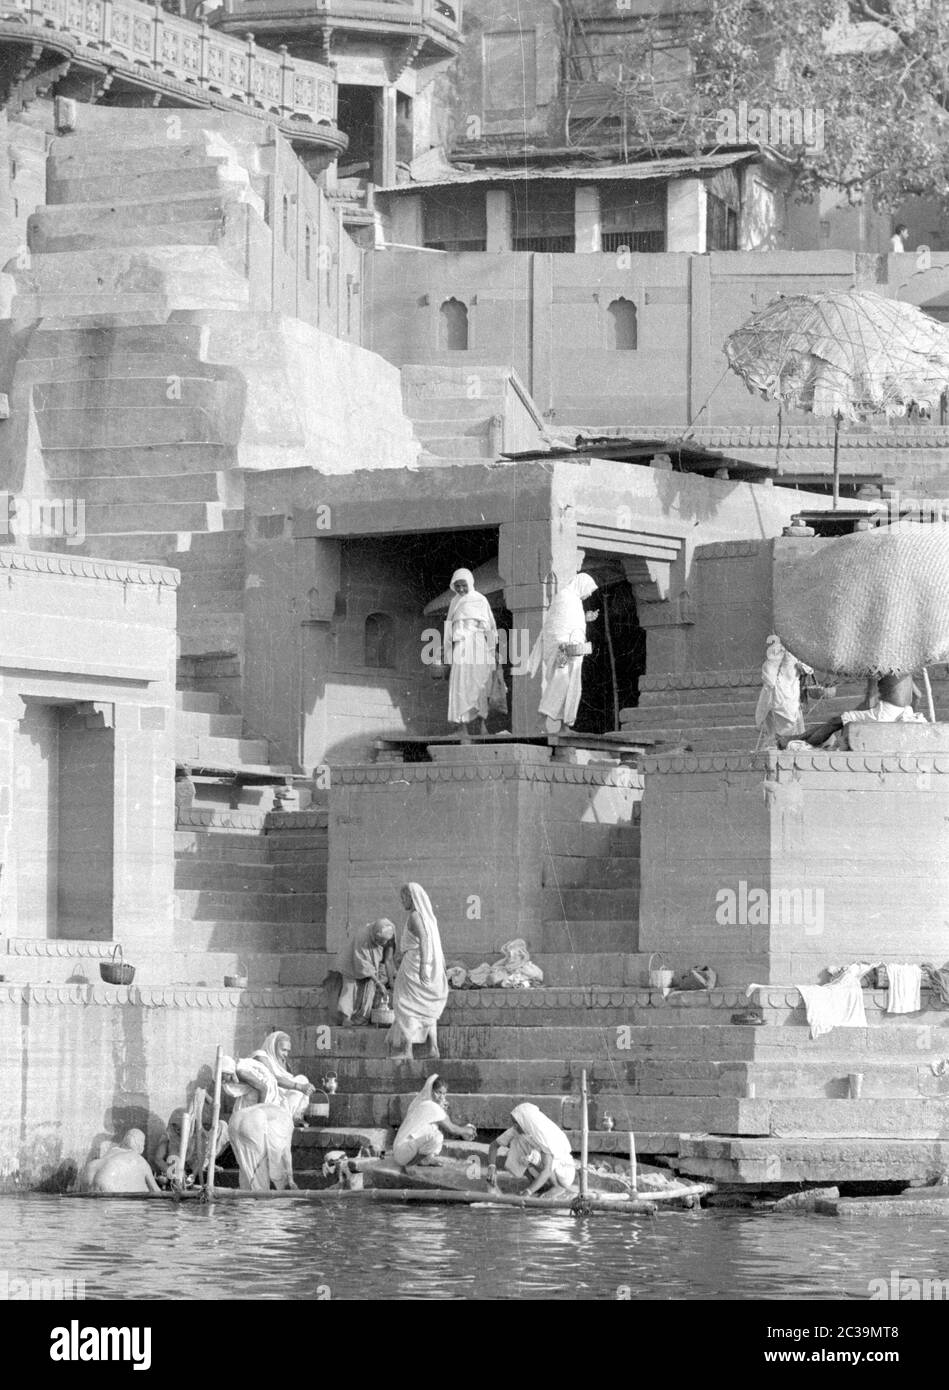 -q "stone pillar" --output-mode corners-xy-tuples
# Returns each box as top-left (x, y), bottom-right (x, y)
(499, 504), (579, 737)
(574, 185), (600, 253)
(0, 686), (24, 933)
(298, 536), (341, 774)
(485, 188), (512, 253)
(667, 177), (707, 252)
(374, 84), (398, 189)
